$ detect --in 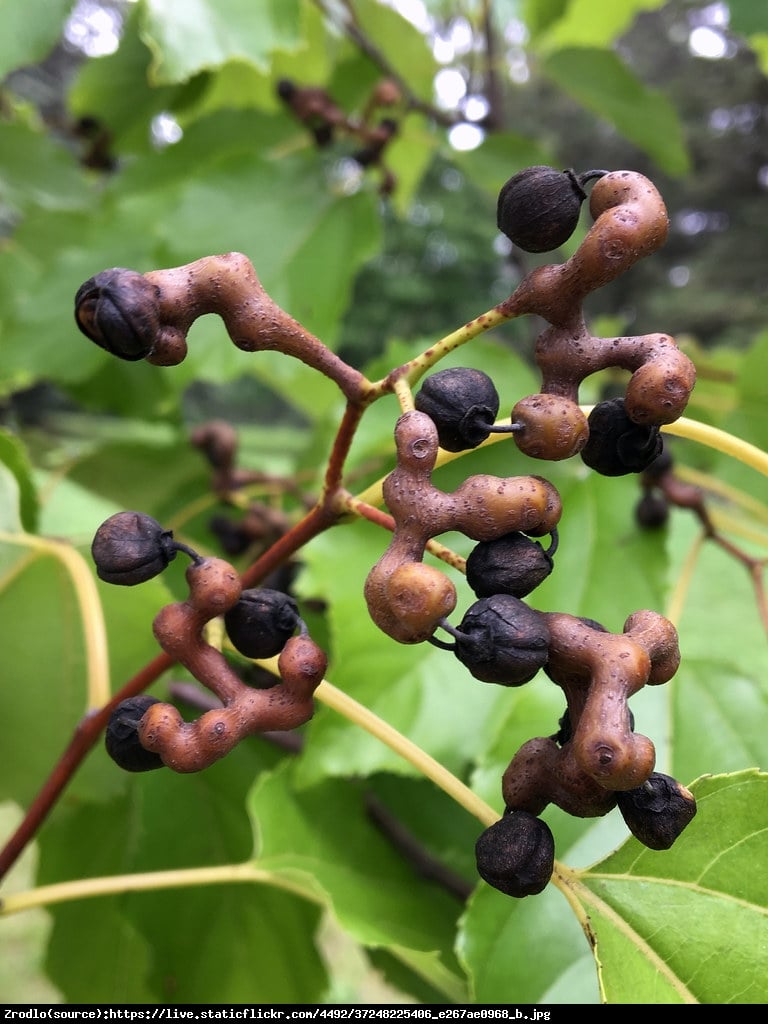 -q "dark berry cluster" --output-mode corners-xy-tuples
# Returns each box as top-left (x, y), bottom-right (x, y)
(94, 512), (324, 774)
(76, 164), (700, 902)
